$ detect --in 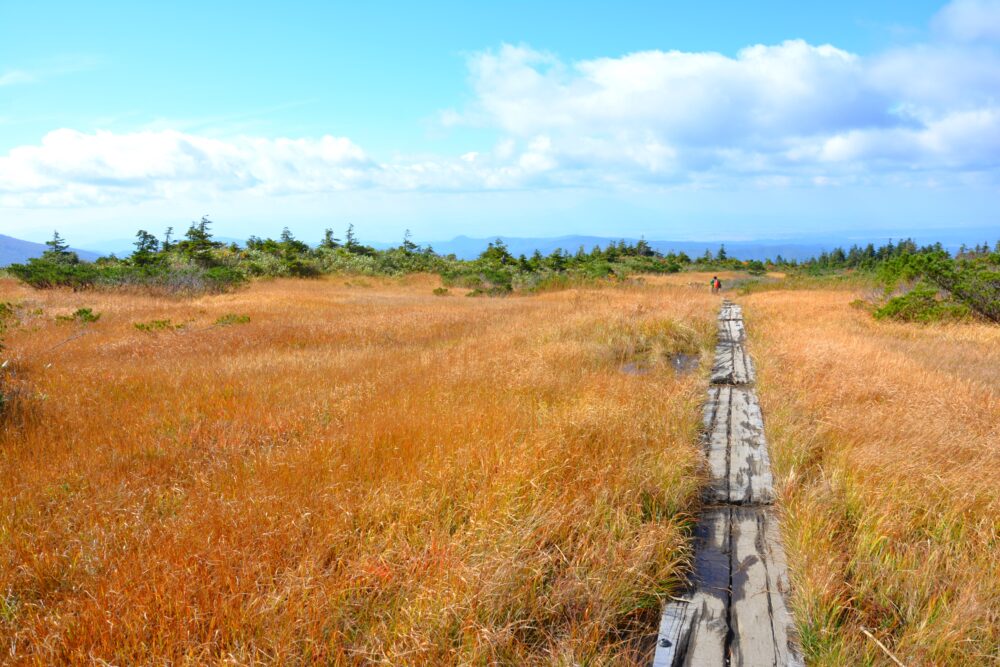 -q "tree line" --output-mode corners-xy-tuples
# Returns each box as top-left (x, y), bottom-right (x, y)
(6, 220), (998, 322)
